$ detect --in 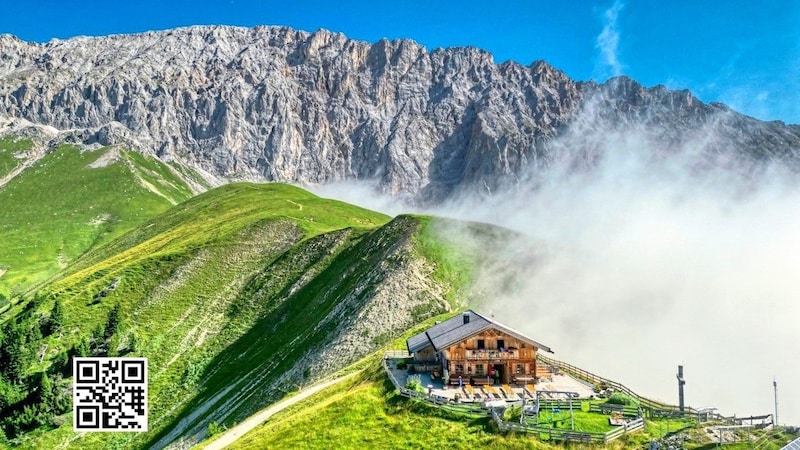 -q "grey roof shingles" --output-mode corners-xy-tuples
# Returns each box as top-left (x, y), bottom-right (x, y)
(406, 331), (432, 353)
(406, 310), (553, 354)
